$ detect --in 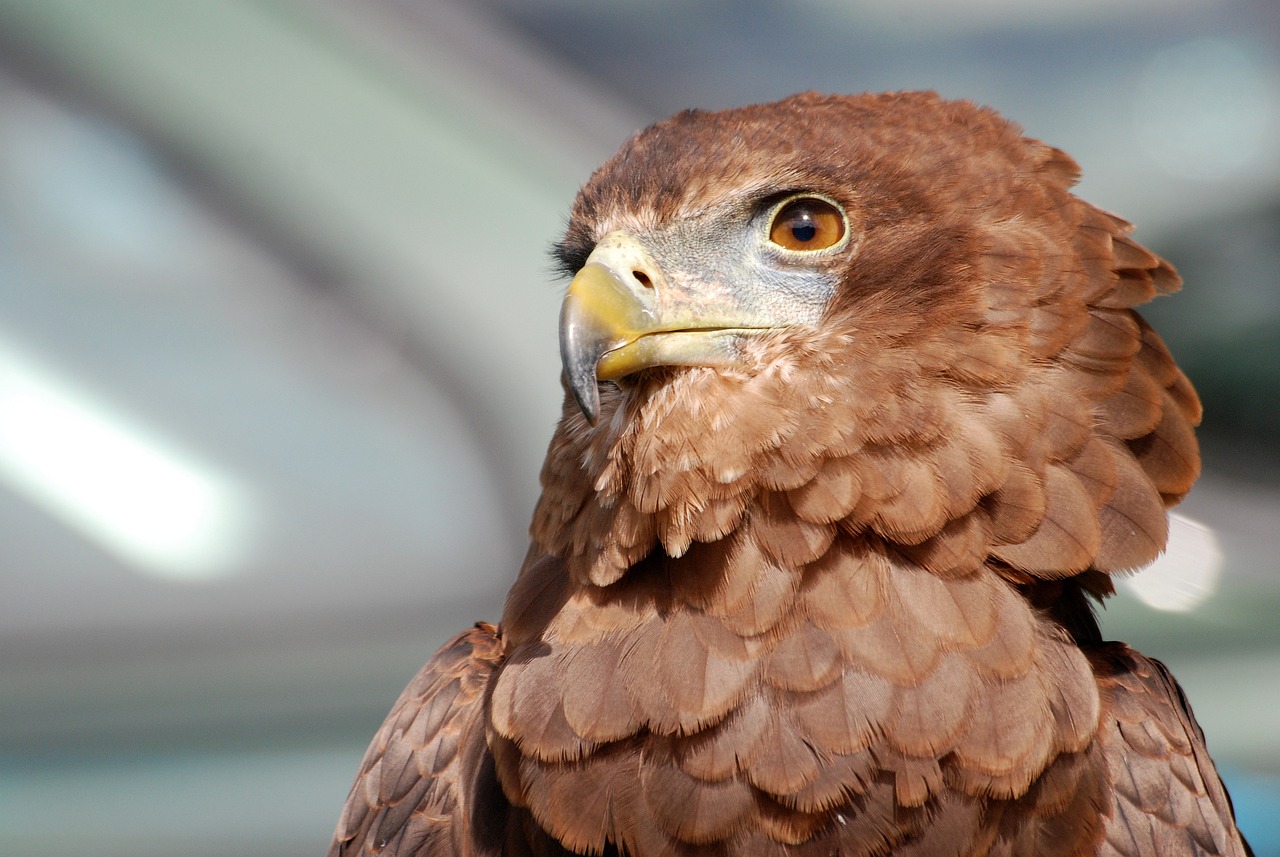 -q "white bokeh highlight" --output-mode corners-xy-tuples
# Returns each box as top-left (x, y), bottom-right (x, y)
(1122, 512), (1224, 613)
(0, 337), (256, 582)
